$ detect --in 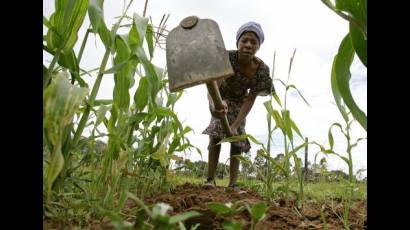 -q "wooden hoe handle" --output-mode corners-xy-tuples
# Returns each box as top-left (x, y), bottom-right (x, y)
(206, 81), (234, 137)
